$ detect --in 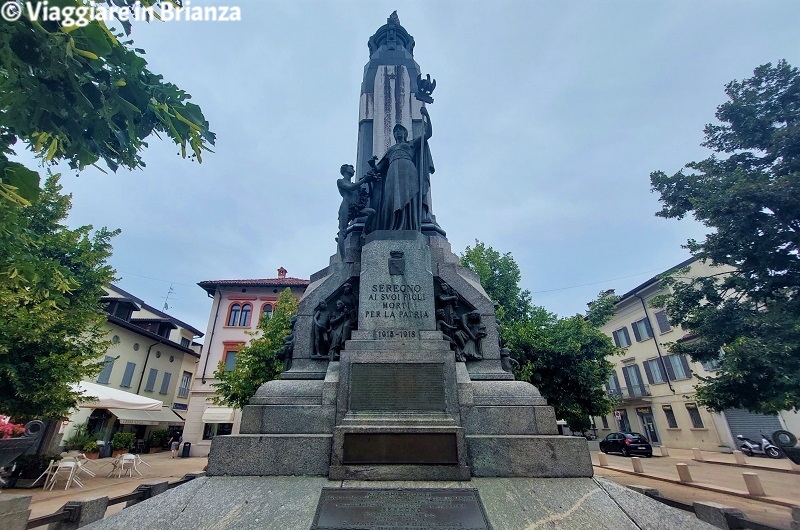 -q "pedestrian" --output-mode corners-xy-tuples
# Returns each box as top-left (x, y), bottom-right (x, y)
(168, 431), (182, 458)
